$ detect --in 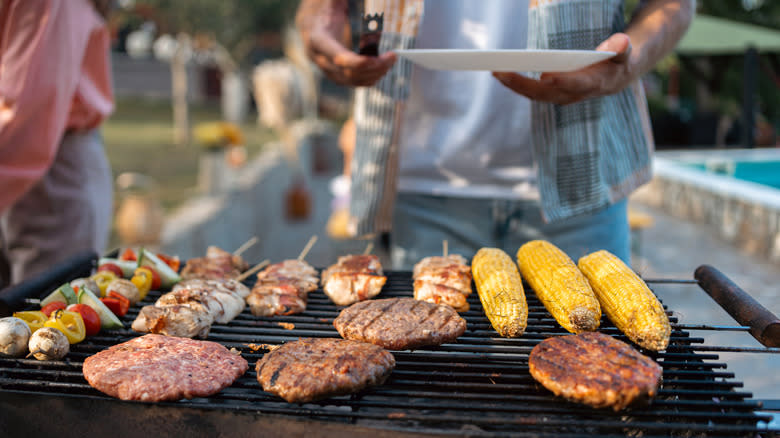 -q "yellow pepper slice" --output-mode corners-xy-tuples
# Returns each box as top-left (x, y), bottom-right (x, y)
(13, 311), (47, 333)
(91, 271), (118, 297)
(131, 267), (153, 300)
(44, 310), (86, 344)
